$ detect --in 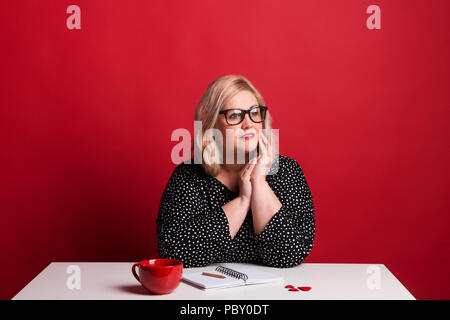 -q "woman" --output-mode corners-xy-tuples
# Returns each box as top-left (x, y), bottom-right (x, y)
(156, 75), (315, 268)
